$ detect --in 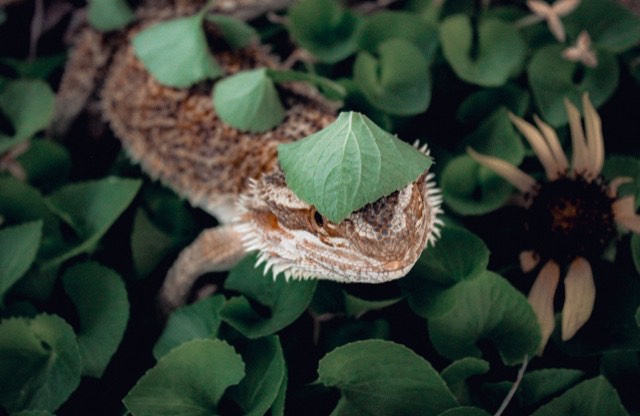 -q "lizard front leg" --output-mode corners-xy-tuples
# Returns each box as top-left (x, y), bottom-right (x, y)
(158, 225), (246, 314)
